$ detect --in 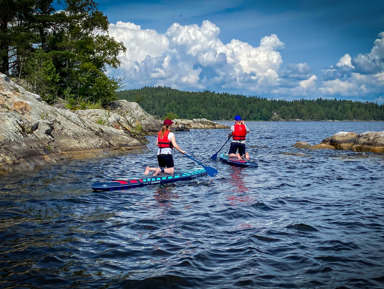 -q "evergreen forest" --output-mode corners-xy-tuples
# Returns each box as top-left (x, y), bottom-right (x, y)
(117, 87), (384, 121)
